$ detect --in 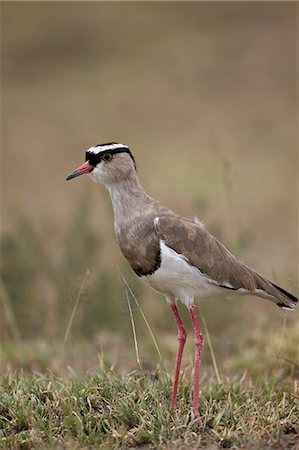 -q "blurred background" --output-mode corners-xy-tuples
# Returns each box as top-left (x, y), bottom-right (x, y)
(1, 3), (298, 377)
